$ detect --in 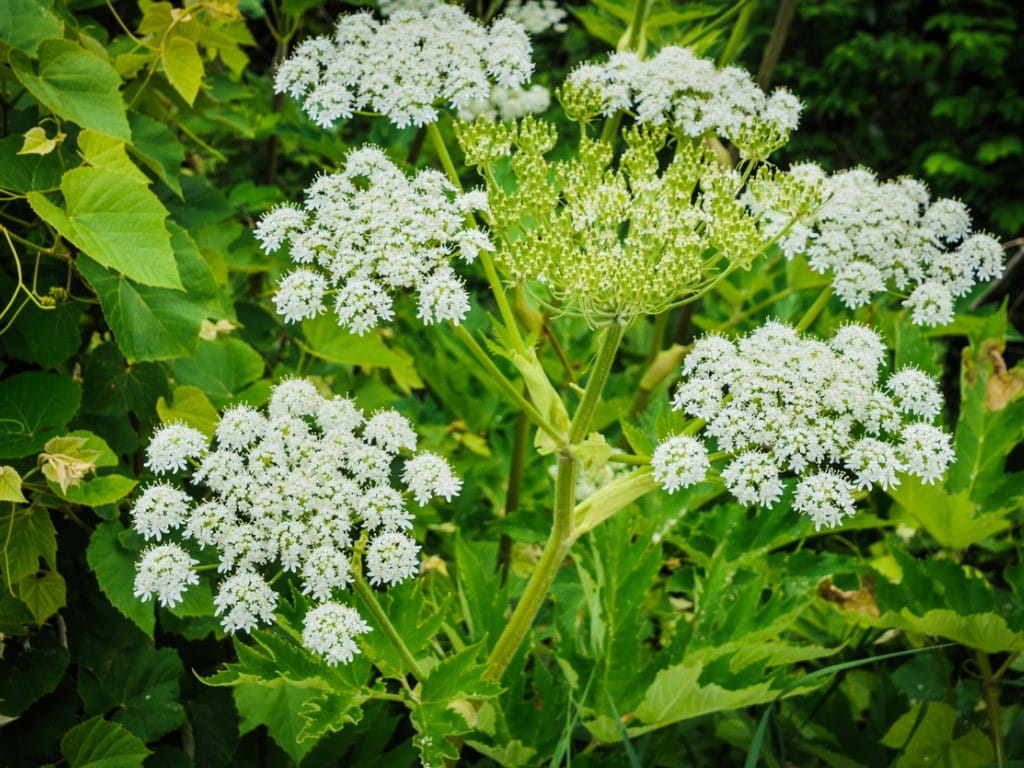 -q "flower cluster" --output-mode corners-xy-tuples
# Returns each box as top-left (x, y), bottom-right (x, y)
(565, 46), (802, 159)
(505, 0), (568, 34)
(256, 146), (492, 333)
(750, 165), (1004, 326)
(130, 378), (461, 665)
(652, 322), (954, 530)
(458, 83), (552, 122)
(274, 6), (533, 128)
(456, 118), (819, 324)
